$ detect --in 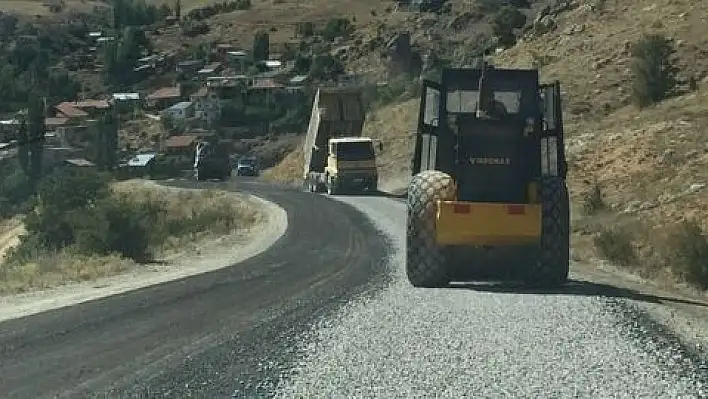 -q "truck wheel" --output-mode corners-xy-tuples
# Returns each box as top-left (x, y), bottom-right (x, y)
(405, 170), (457, 288)
(326, 176), (339, 195)
(525, 177), (570, 288)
